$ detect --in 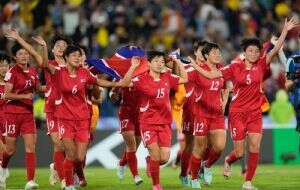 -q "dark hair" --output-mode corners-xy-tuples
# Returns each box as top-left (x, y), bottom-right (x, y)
(77, 44), (88, 56)
(51, 35), (71, 49)
(11, 43), (25, 56)
(201, 42), (220, 60)
(241, 38), (262, 51)
(0, 53), (11, 64)
(63, 45), (82, 60)
(193, 40), (209, 52)
(147, 50), (165, 62)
